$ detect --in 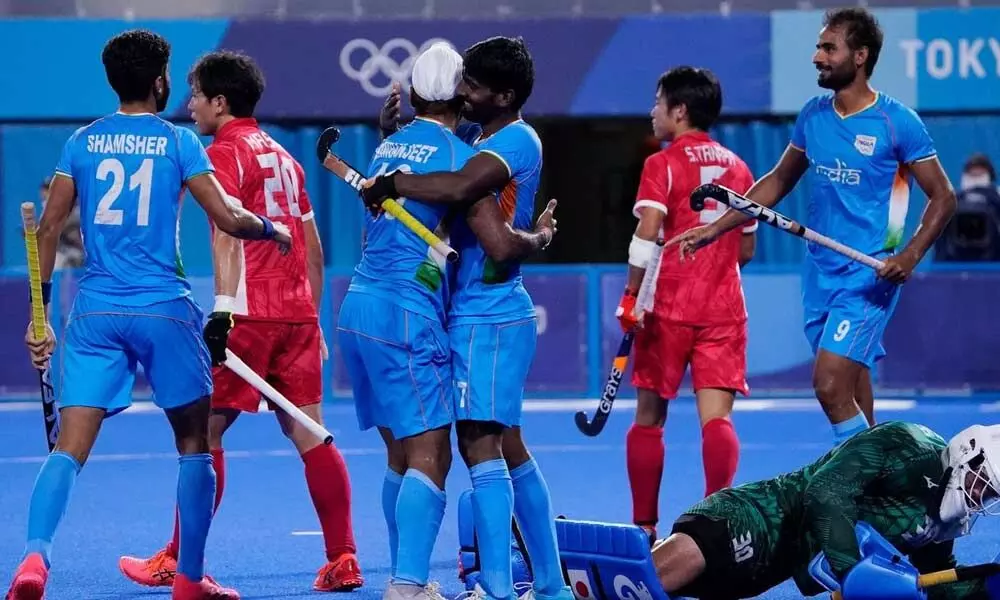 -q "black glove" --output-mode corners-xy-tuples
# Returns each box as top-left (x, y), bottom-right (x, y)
(361, 172), (399, 216)
(203, 312), (234, 367)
